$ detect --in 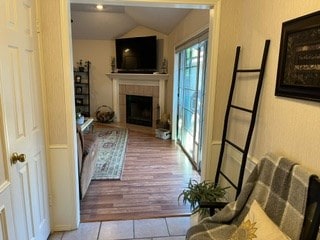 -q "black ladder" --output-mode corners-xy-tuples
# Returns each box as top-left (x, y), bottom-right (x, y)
(214, 40), (270, 198)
